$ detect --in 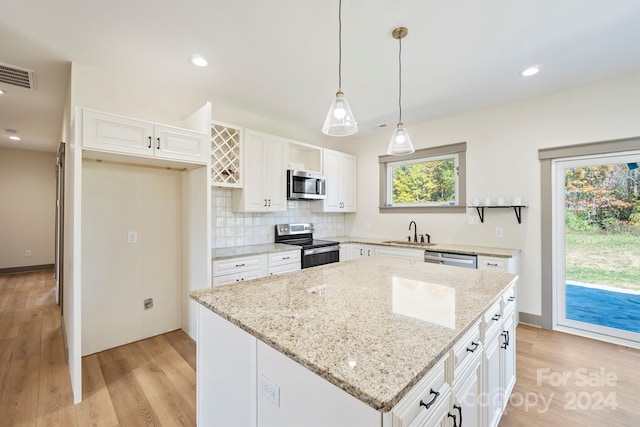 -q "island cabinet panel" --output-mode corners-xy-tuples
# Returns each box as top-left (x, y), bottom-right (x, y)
(389, 355), (449, 427)
(197, 307), (257, 427)
(257, 341), (380, 427)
